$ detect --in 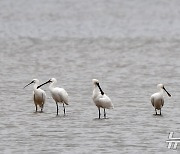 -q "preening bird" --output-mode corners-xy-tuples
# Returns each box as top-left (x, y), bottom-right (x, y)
(92, 79), (113, 119)
(151, 84), (171, 115)
(37, 78), (69, 116)
(24, 79), (46, 112)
